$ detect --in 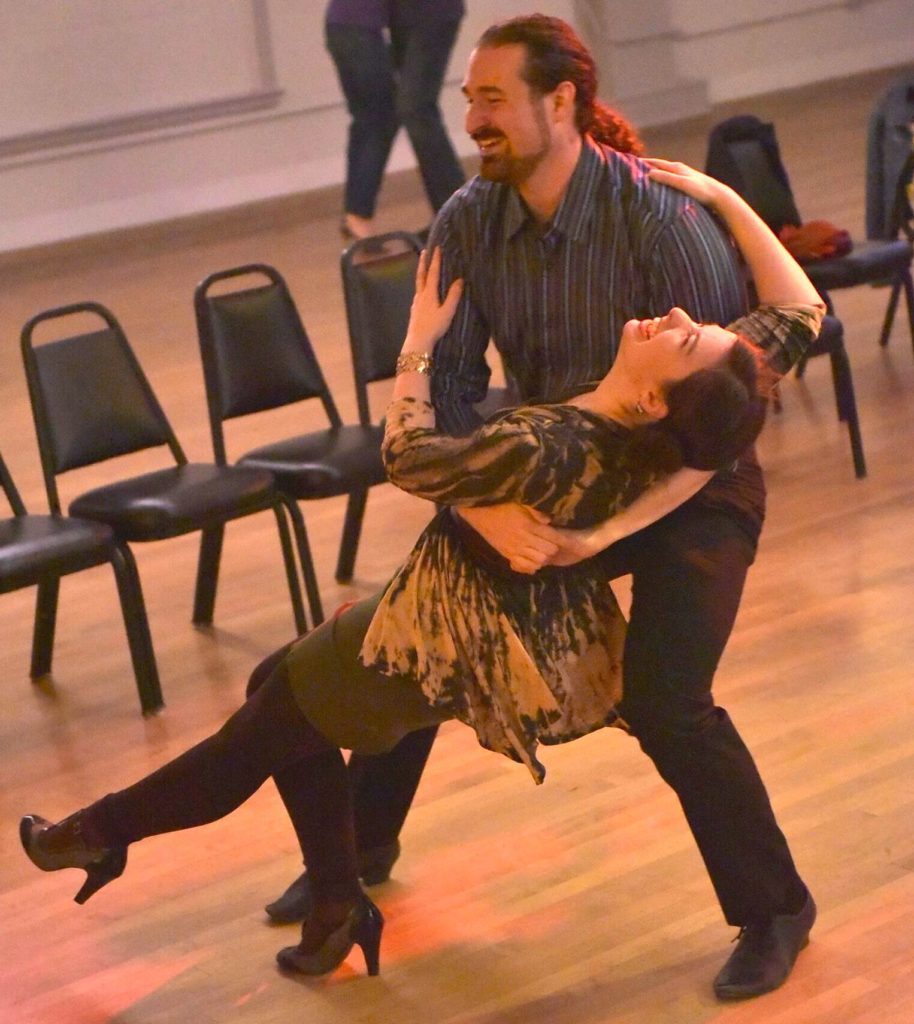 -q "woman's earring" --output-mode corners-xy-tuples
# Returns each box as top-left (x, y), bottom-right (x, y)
(635, 401), (645, 415)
